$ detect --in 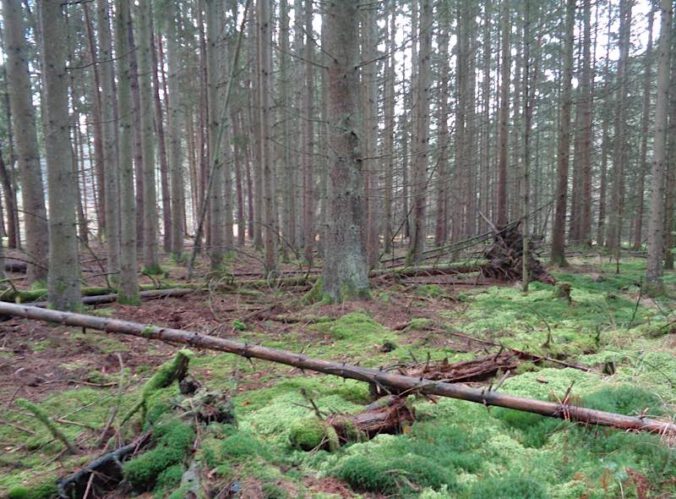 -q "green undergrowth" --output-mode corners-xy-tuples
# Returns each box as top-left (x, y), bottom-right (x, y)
(2, 258), (674, 497)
